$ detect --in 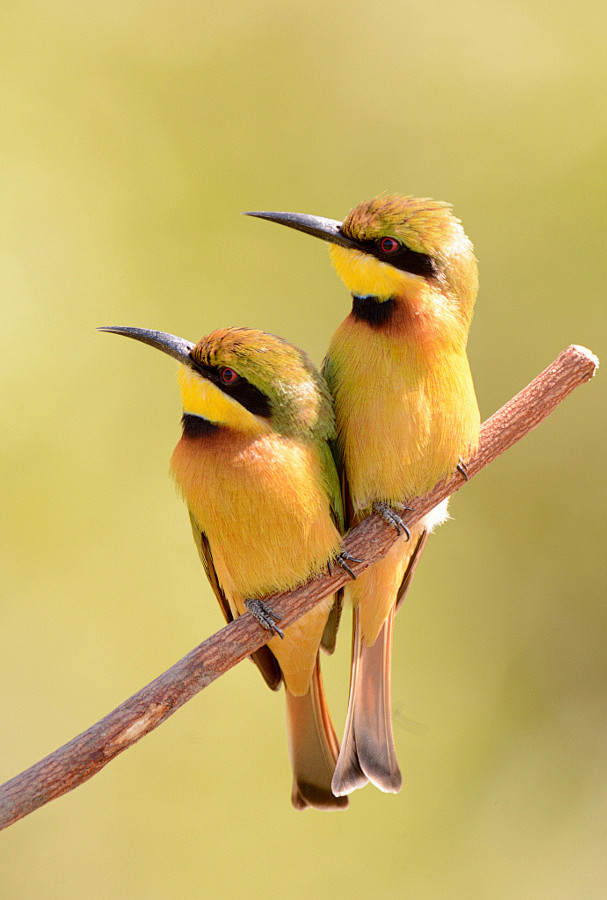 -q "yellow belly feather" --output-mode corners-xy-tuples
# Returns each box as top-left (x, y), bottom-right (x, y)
(328, 316), (479, 515)
(171, 431), (341, 695)
(327, 308), (479, 646)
